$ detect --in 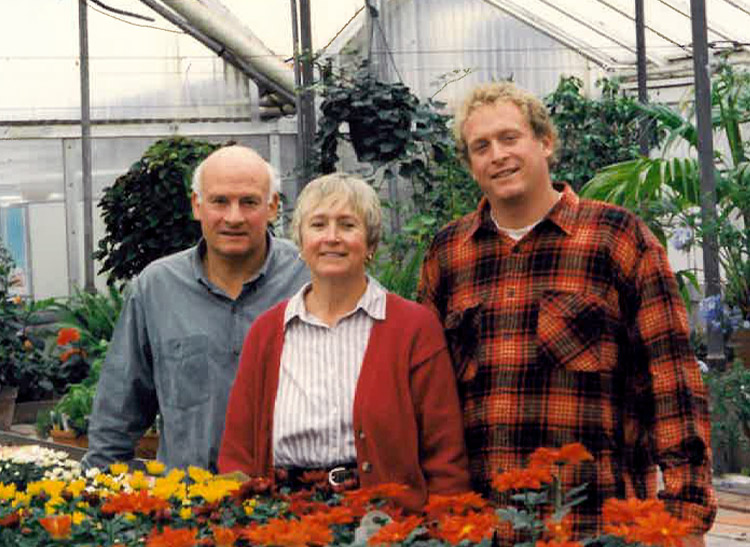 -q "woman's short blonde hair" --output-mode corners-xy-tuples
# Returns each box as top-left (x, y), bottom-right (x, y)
(454, 81), (559, 166)
(291, 172), (382, 252)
